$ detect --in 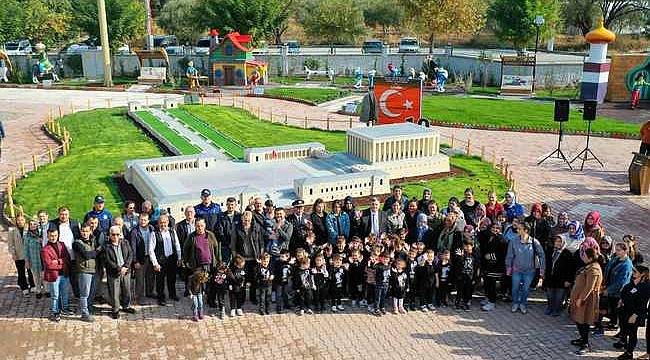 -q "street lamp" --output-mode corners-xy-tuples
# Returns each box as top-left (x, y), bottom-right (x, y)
(532, 15), (545, 93)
